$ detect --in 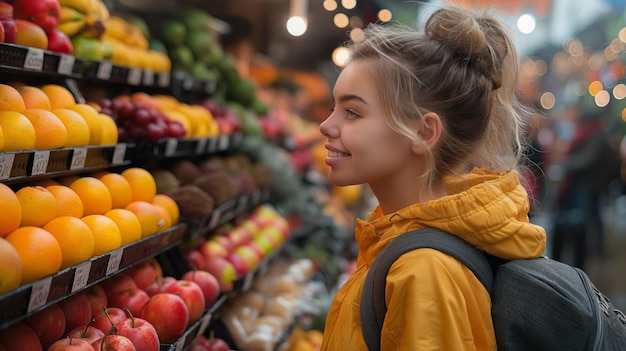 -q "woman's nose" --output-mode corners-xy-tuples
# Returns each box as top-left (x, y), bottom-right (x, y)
(320, 113), (337, 138)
